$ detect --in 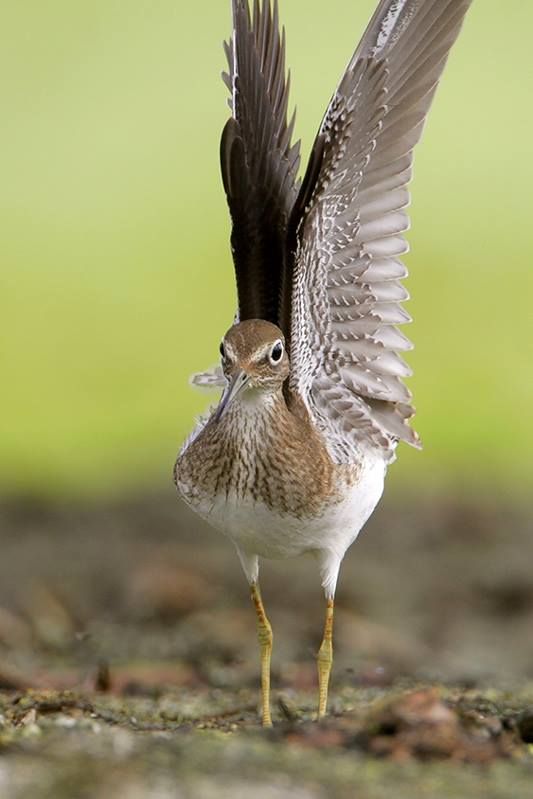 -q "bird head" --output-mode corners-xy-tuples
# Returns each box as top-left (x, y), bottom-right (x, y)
(215, 319), (289, 419)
